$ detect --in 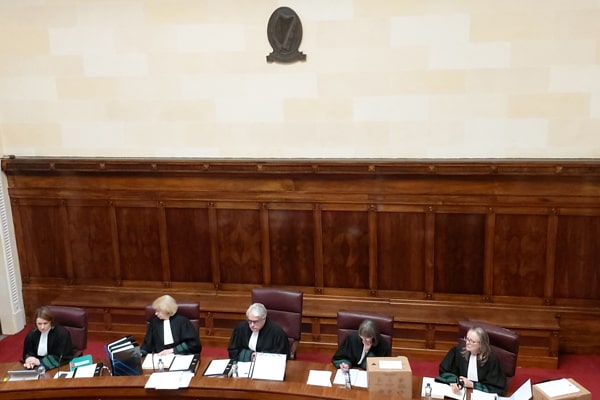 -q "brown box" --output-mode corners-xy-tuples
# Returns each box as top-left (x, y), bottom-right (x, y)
(533, 378), (591, 400)
(367, 356), (412, 398)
